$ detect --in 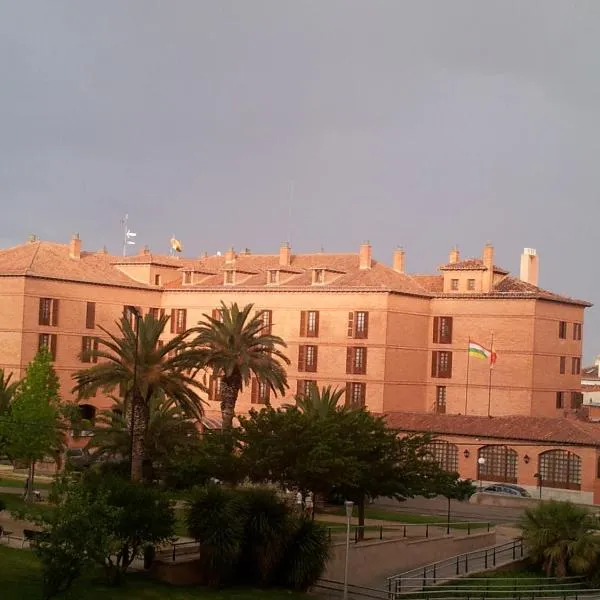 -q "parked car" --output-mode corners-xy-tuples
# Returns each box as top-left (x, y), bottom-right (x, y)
(482, 483), (531, 497)
(65, 448), (92, 471)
